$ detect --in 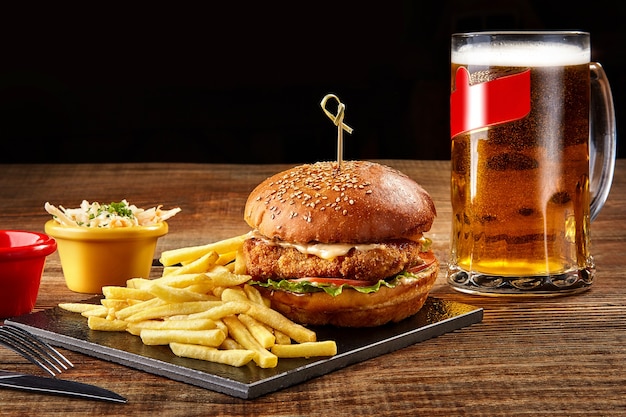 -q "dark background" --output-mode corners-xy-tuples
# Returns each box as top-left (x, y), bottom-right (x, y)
(1, 1), (623, 164)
